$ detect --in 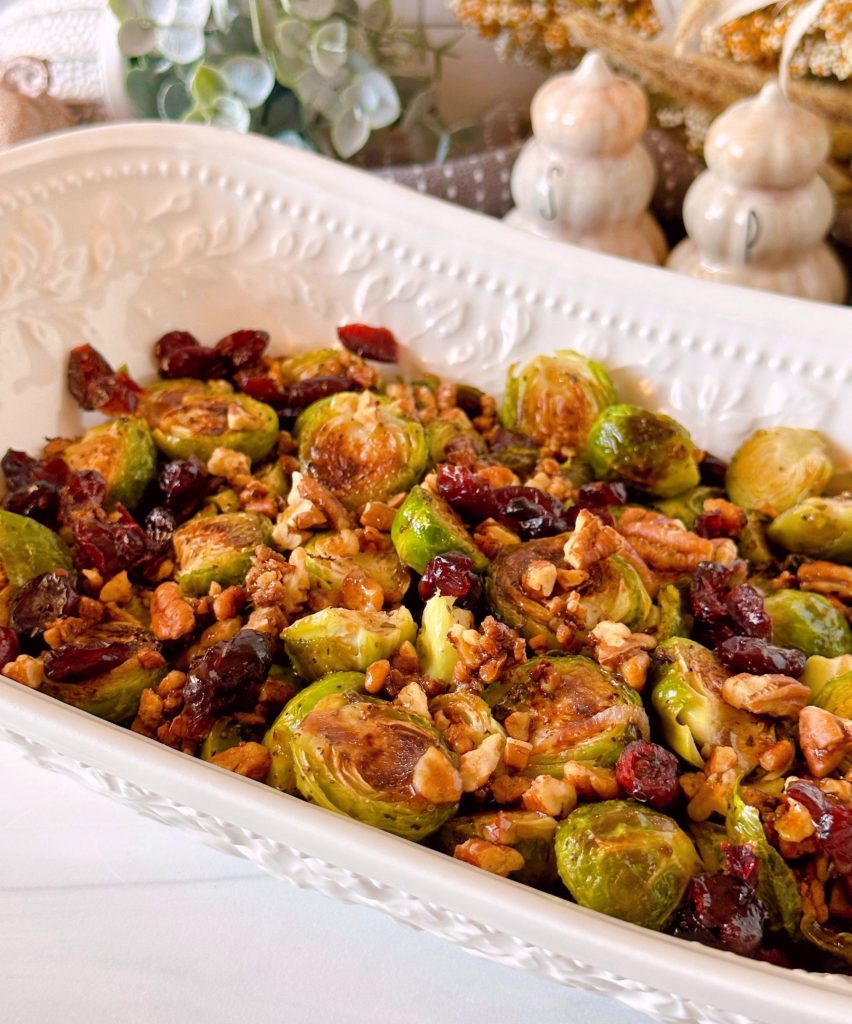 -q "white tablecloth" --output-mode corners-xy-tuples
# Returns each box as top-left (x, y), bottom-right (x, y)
(0, 743), (651, 1024)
